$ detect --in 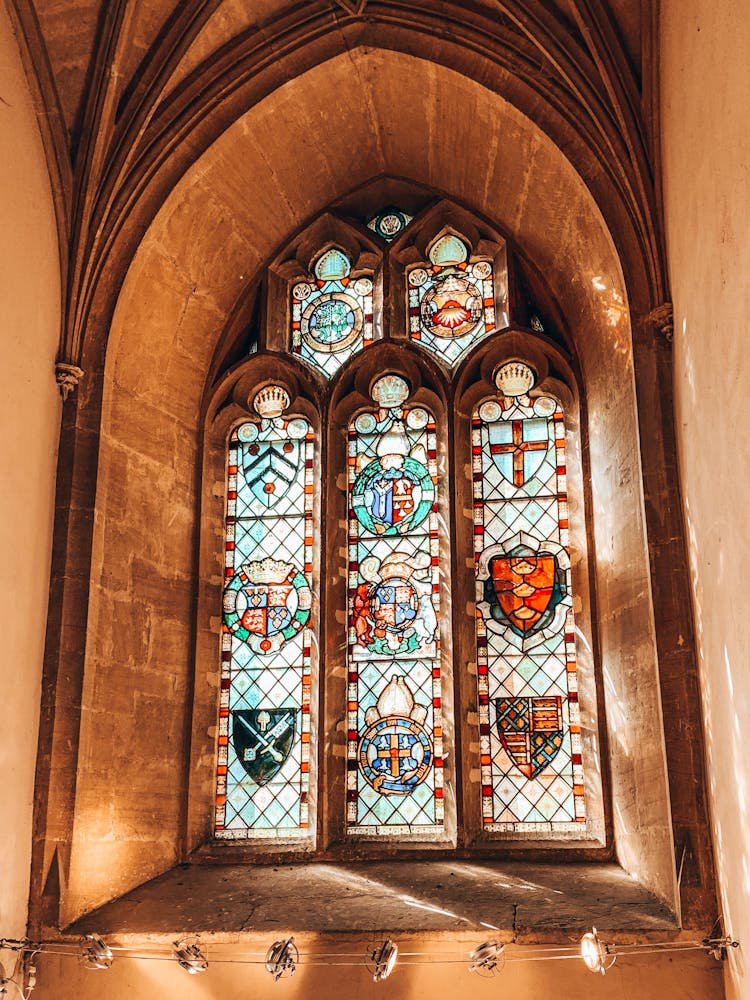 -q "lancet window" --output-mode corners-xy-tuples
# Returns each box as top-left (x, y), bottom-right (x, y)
(346, 375), (443, 836)
(214, 386), (314, 839)
(473, 362), (585, 831)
